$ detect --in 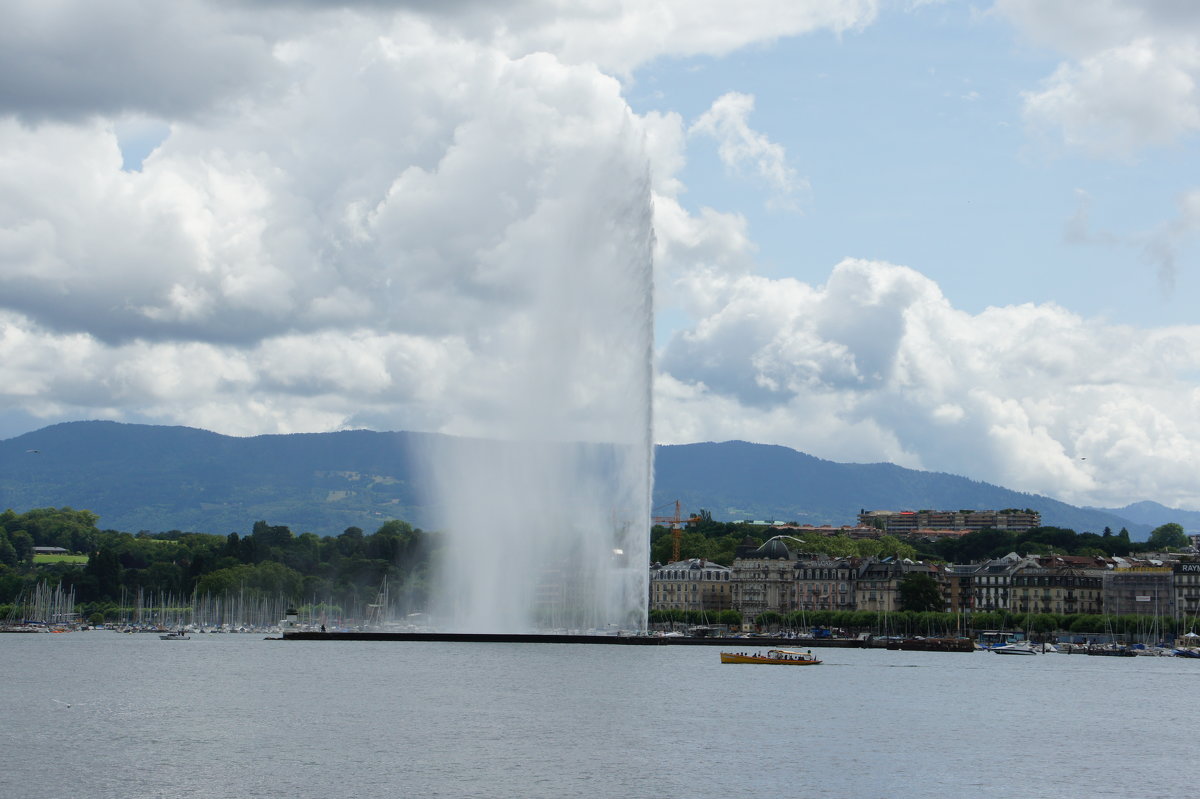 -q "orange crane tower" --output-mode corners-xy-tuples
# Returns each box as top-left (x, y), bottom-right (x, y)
(651, 500), (702, 562)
